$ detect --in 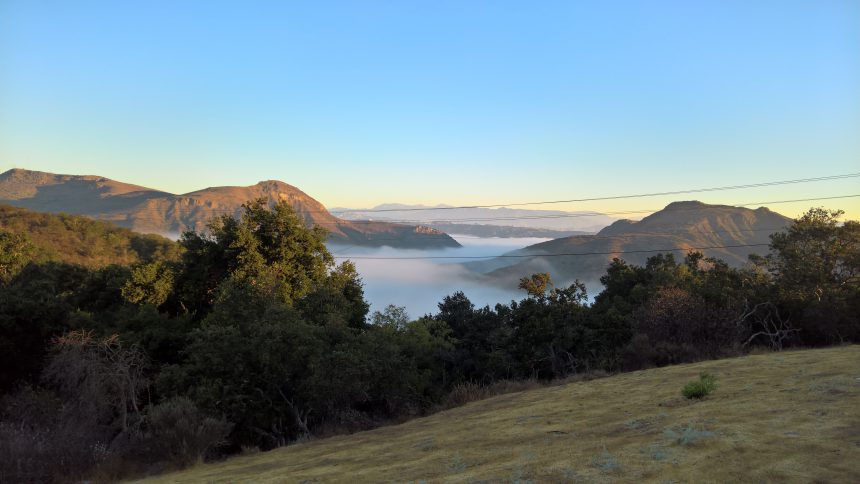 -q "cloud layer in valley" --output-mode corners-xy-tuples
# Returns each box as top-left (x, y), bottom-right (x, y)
(330, 235), (603, 318)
